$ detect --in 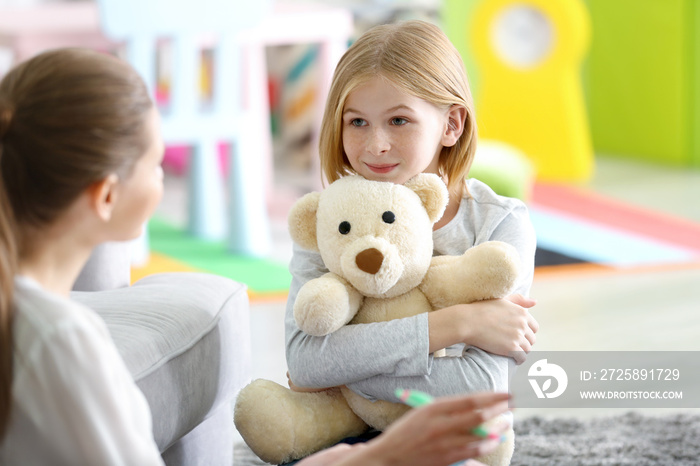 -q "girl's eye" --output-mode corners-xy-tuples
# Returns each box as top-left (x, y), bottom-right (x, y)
(350, 119), (366, 127)
(391, 117), (408, 126)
